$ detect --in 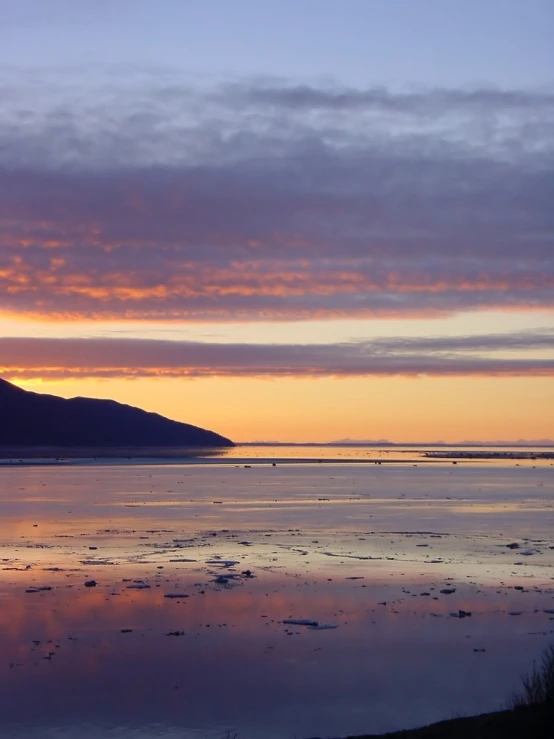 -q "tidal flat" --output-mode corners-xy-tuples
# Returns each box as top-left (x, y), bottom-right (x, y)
(0, 448), (553, 739)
